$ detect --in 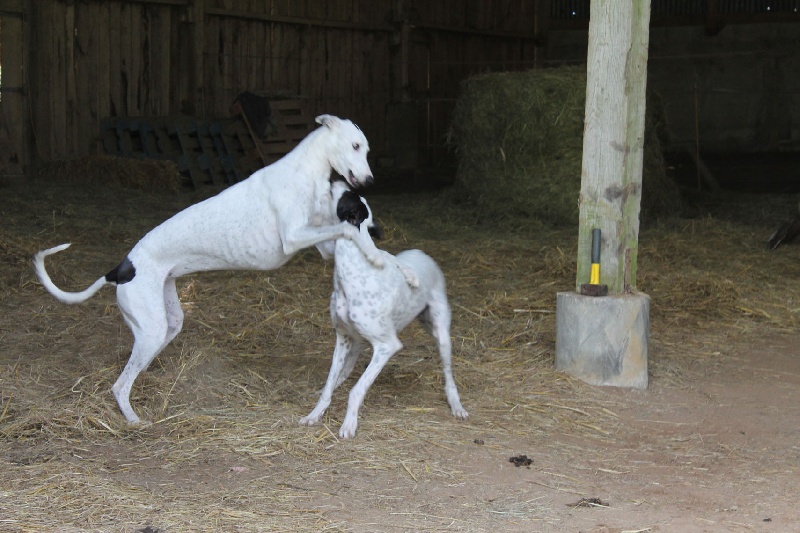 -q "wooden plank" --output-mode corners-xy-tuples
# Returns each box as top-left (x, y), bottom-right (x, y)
(172, 121), (207, 188)
(93, 3), (111, 132)
(73, 3), (97, 153)
(0, 11), (25, 176)
(149, 5), (170, 115)
(208, 121), (242, 183)
(130, 3), (143, 115)
(195, 121), (224, 185)
(120, 2), (132, 115)
(197, 0), (216, 116)
(64, 2), (78, 154)
(51, 2), (67, 158)
(100, 119), (120, 155)
(190, 0), (206, 116)
(206, 5), (394, 33)
(106, 2), (122, 117)
(250, 4), (264, 91)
